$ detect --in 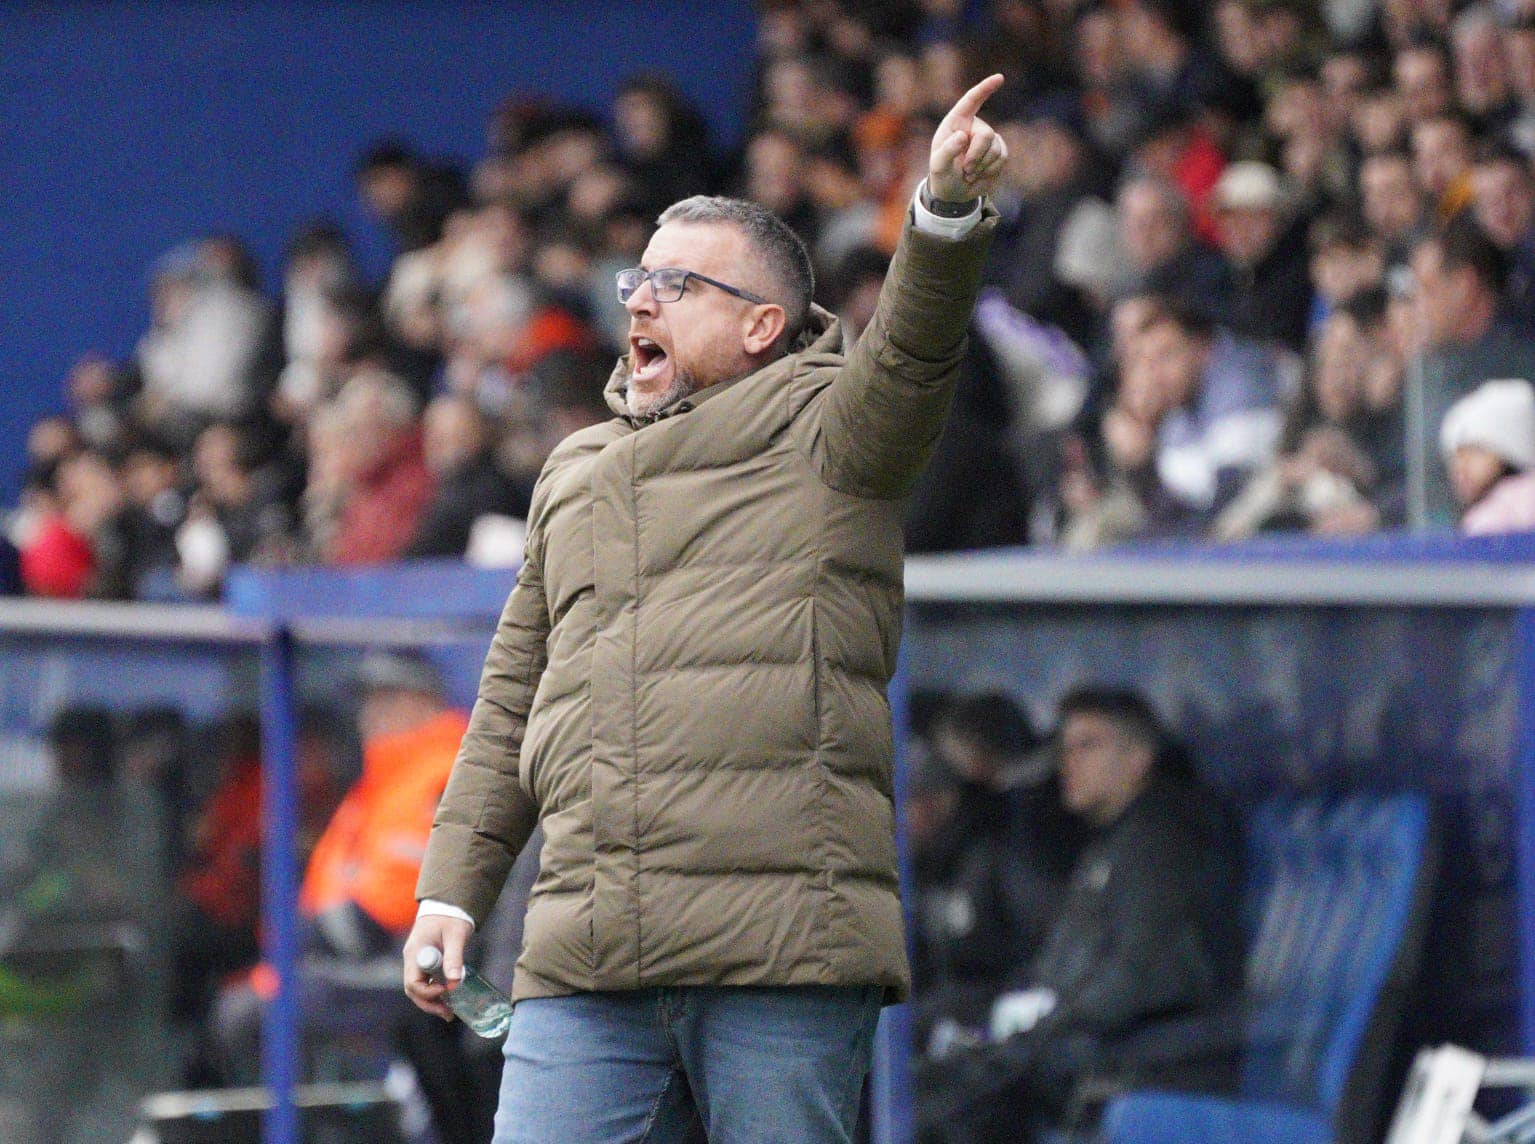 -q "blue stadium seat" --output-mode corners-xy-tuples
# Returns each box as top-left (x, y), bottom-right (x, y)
(1096, 794), (1436, 1144)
